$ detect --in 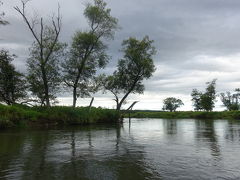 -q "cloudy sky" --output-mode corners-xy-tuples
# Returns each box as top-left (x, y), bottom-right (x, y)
(1, 0), (240, 110)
